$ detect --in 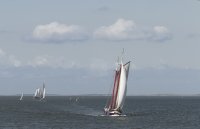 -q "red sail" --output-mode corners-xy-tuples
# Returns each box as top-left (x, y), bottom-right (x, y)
(110, 65), (121, 110)
(109, 71), (118, 109)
